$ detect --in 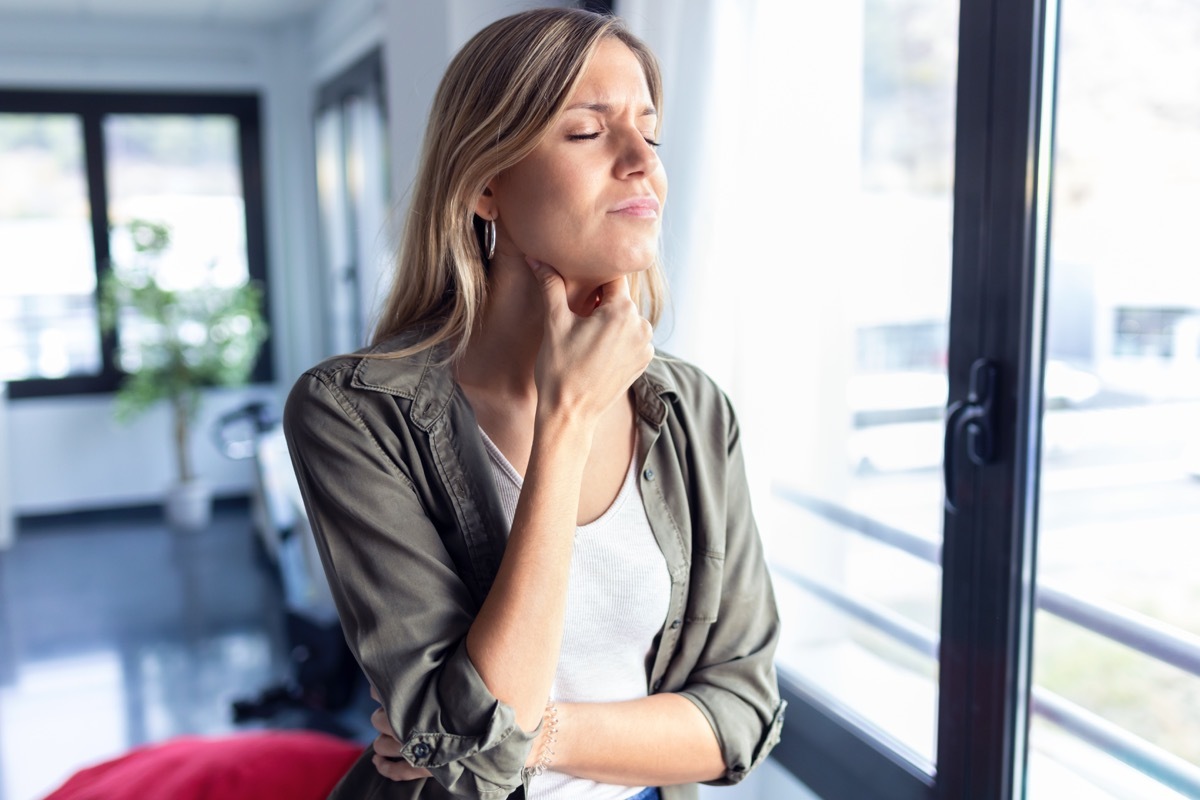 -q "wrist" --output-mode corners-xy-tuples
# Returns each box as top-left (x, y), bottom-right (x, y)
(548, 701), (576, 772)
(524, 700), (561, 777)
(533, 407), (597, 451)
